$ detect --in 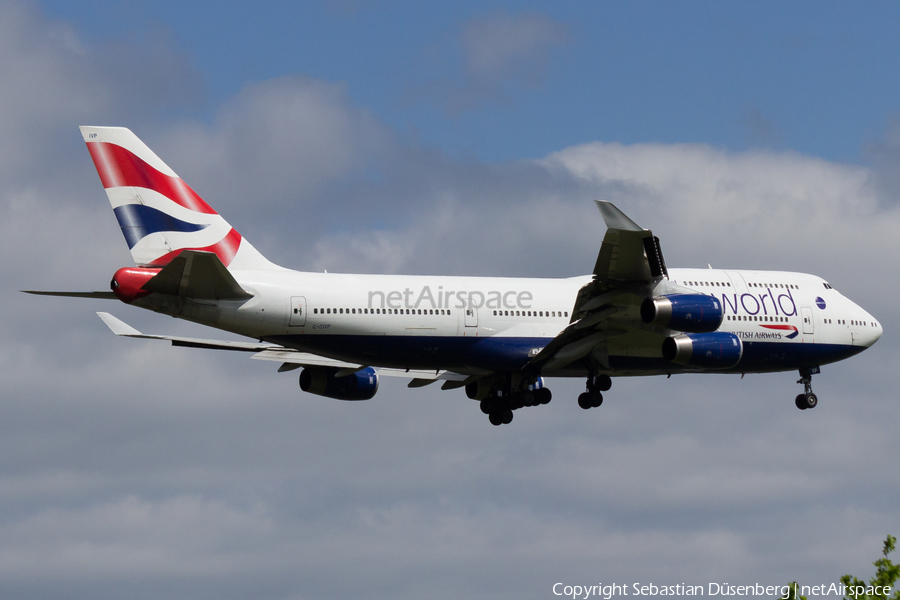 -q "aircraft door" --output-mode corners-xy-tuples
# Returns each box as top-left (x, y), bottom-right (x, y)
(465, 304), (478, 327)
(800, 306), (814, 335)
(290, 296), (308, 327)
(724, 271), (748, 293)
